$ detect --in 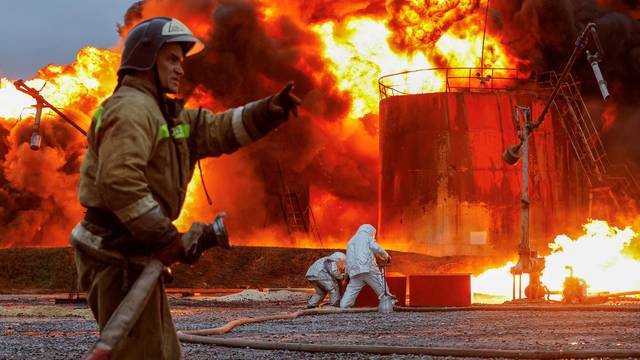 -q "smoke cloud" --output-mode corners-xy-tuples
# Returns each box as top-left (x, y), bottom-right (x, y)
(0, 119), (84, 247)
